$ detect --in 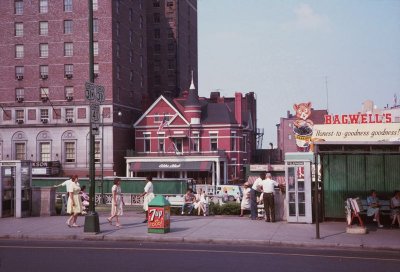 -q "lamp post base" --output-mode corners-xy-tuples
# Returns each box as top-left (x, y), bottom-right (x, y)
(84, 211), (100, 233)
